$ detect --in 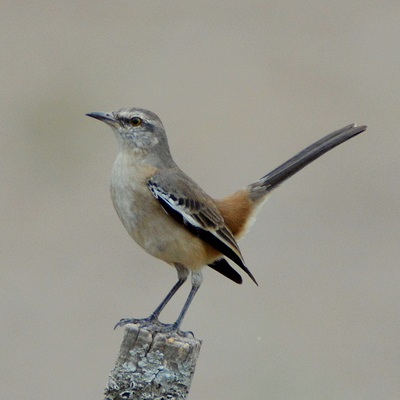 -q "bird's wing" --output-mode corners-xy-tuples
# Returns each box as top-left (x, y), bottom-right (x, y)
(148, 171), (257, 285)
